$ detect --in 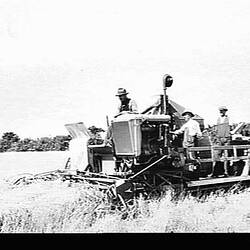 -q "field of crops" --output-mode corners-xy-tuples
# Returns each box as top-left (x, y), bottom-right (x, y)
(1, 151), (250, 233)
